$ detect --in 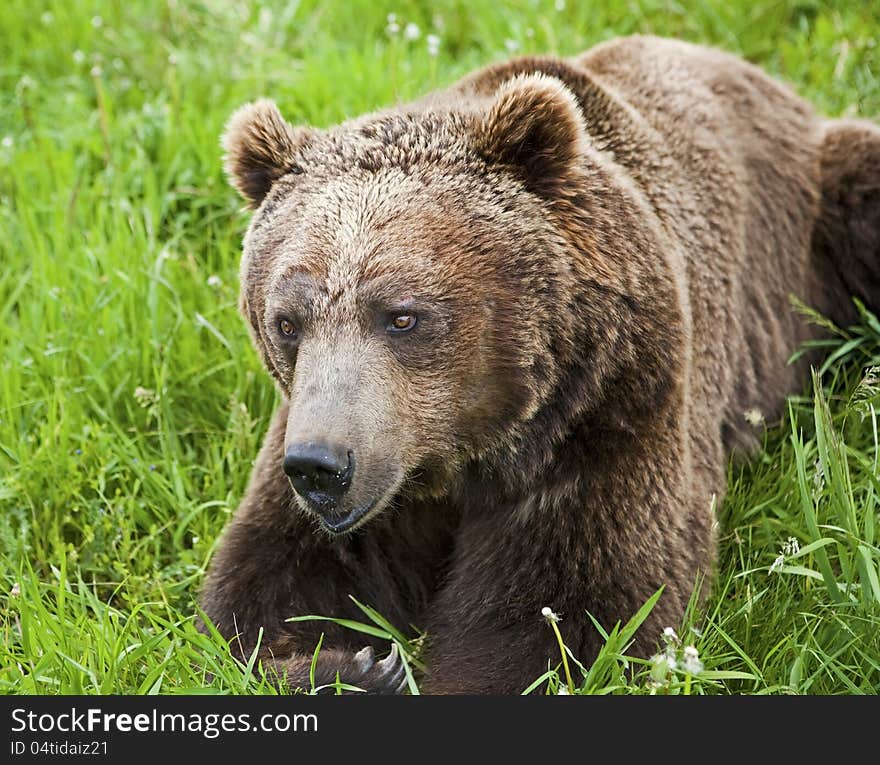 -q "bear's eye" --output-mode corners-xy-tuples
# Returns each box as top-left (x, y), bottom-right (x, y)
(278, 318), (297, 337)
(388, 313), (417, 333)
